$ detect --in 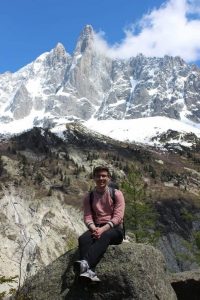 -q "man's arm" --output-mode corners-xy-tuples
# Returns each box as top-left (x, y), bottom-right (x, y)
(109, 190), (125, 227)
